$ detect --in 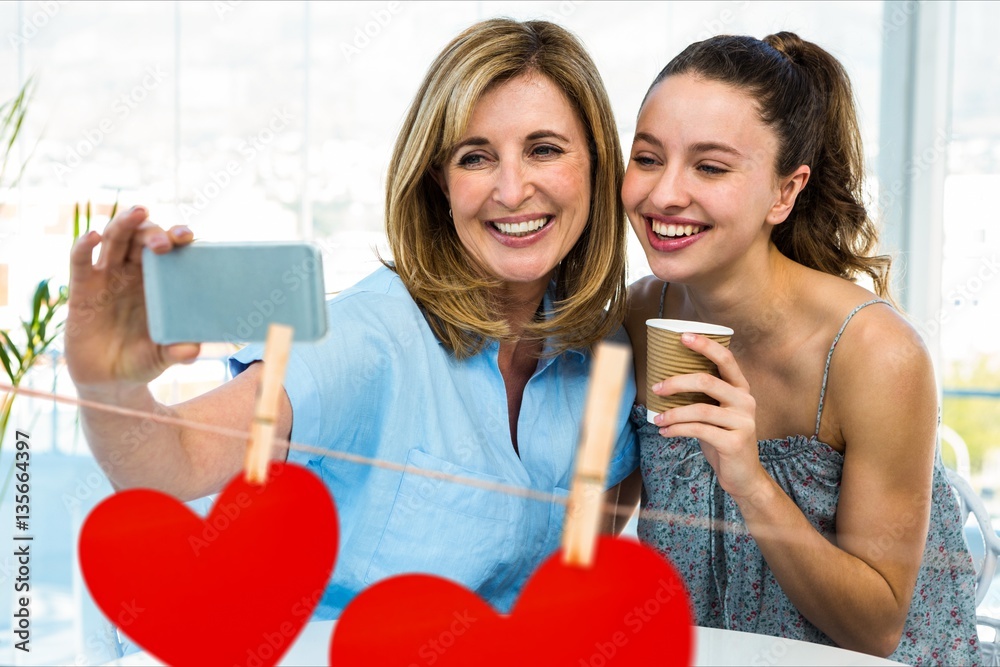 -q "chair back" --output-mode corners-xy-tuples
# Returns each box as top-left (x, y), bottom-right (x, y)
(942, 428), (1000, 663)
(946, 469), (1000, 606)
